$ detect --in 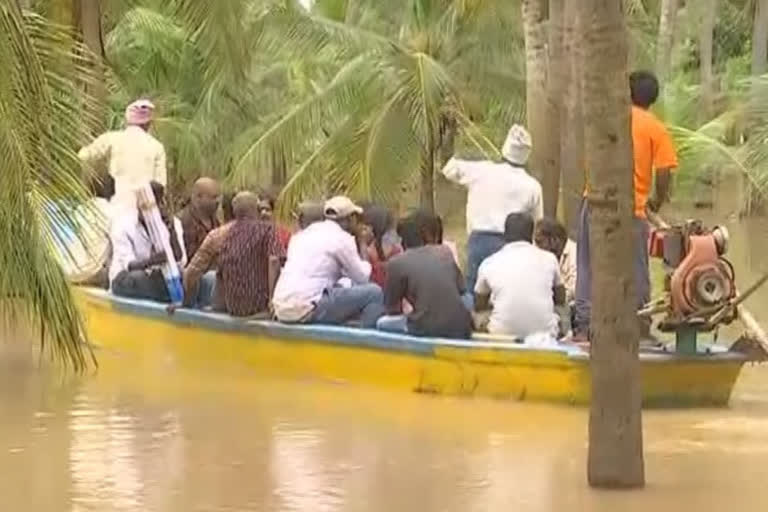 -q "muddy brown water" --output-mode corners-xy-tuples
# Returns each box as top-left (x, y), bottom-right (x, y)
(3, 201), (768, 511)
